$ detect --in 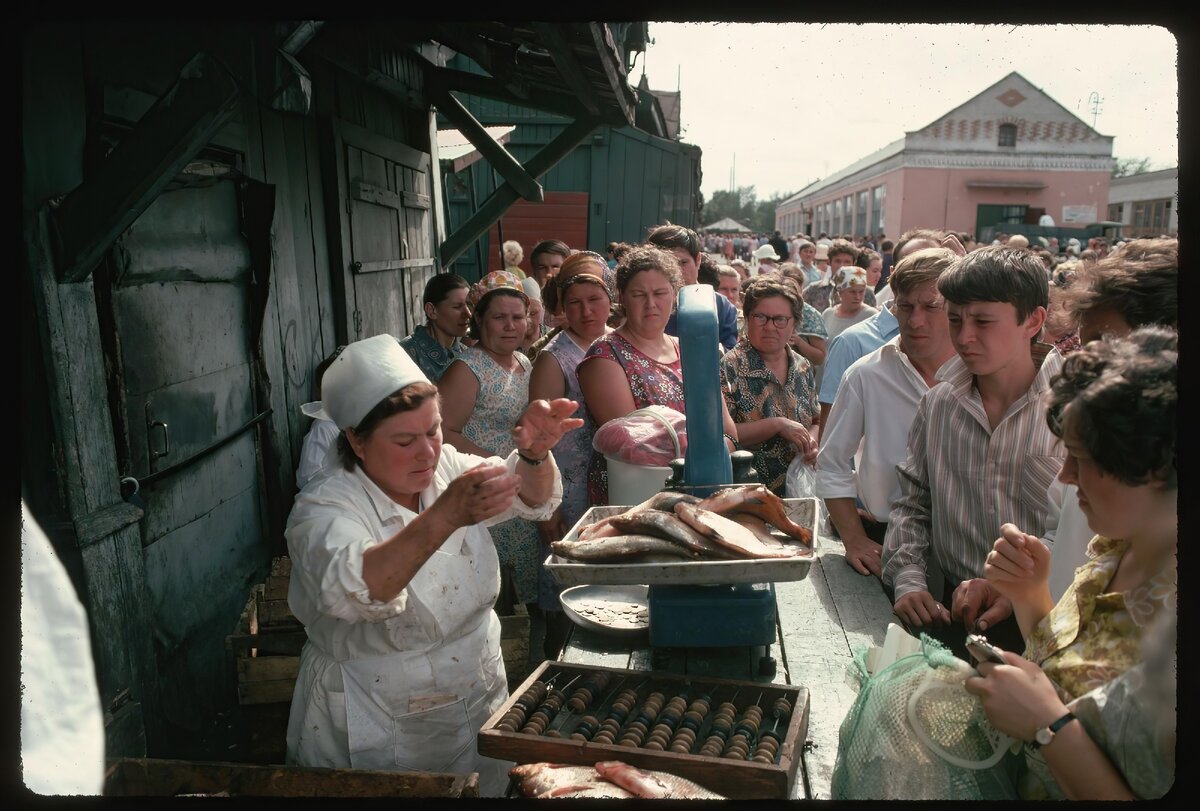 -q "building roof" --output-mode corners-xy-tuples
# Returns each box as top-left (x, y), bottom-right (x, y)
(1110, 166), (1178, 187)
(782, 137), (905, 204)
(701, 217), (751, 232)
